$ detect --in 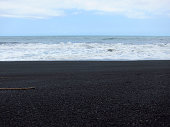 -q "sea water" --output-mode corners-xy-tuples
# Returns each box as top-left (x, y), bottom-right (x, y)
(0, 36), (170, 61)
